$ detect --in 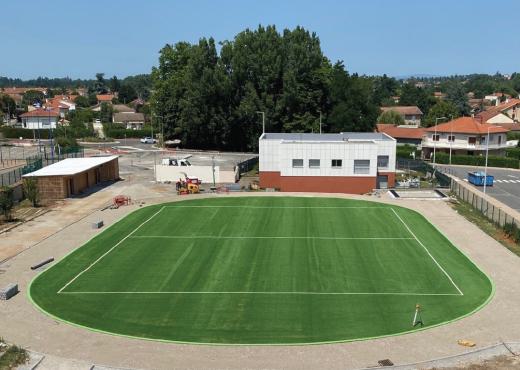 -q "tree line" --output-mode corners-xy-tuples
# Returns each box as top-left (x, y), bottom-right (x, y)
(152, 25), (519, 151)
